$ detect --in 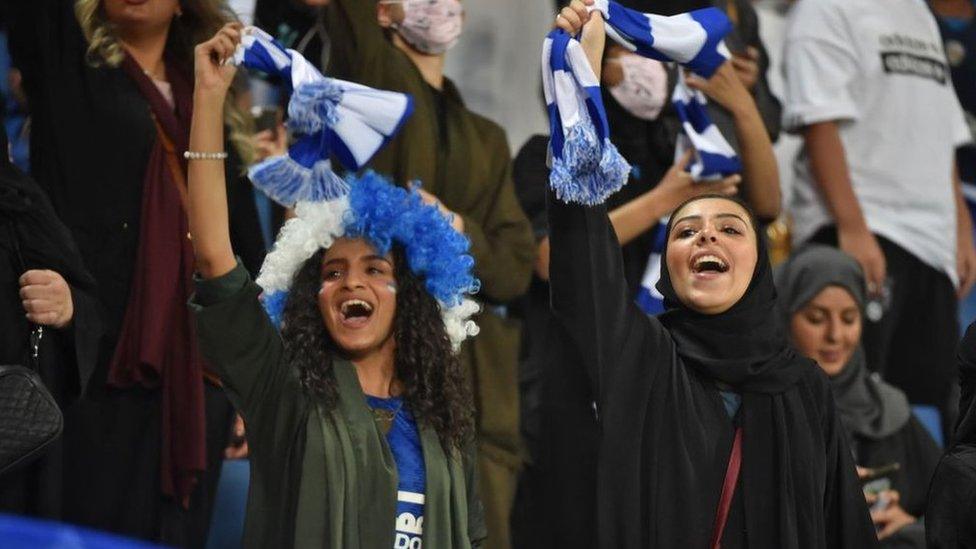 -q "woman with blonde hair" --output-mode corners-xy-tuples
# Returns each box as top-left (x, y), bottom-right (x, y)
(7, 0), (264, 544)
